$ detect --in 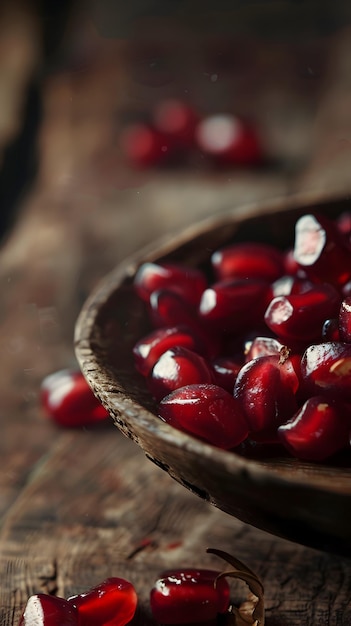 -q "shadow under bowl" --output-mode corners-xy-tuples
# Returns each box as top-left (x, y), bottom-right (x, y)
(75, 193), (351, 557)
